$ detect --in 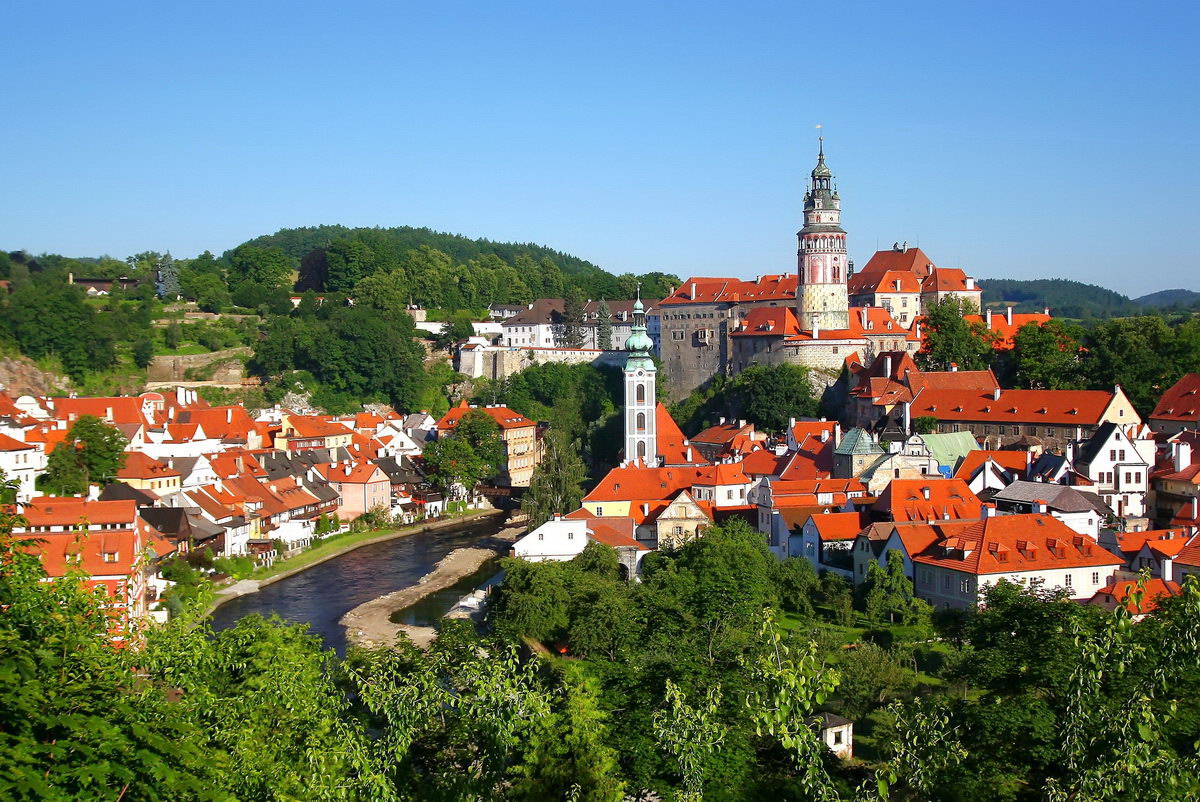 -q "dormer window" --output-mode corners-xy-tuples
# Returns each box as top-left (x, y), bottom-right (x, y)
(102, 552), (118, 563)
